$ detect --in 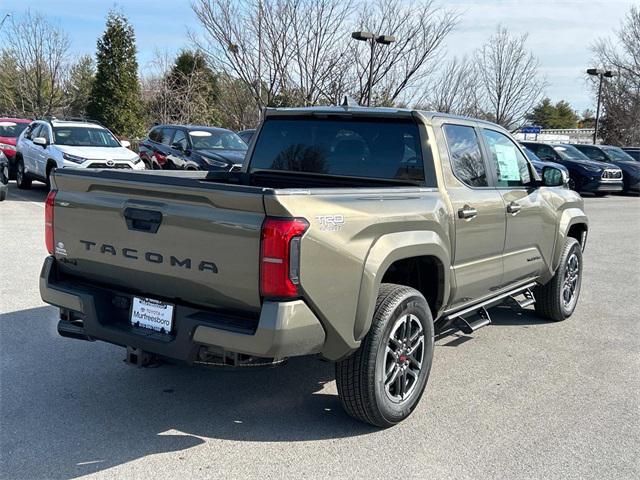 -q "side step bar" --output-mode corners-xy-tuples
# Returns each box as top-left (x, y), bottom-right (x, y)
(444, 282), (537, 334)
(458, 307), (491, 334)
